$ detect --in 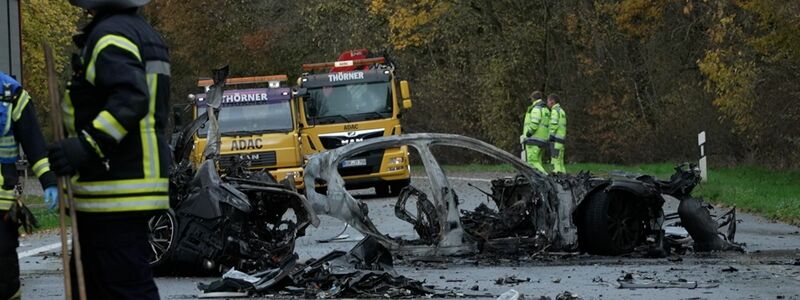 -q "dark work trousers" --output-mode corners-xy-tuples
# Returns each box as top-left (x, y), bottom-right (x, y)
(0, 212), (20, 300)
(70, 212), (159, 300)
